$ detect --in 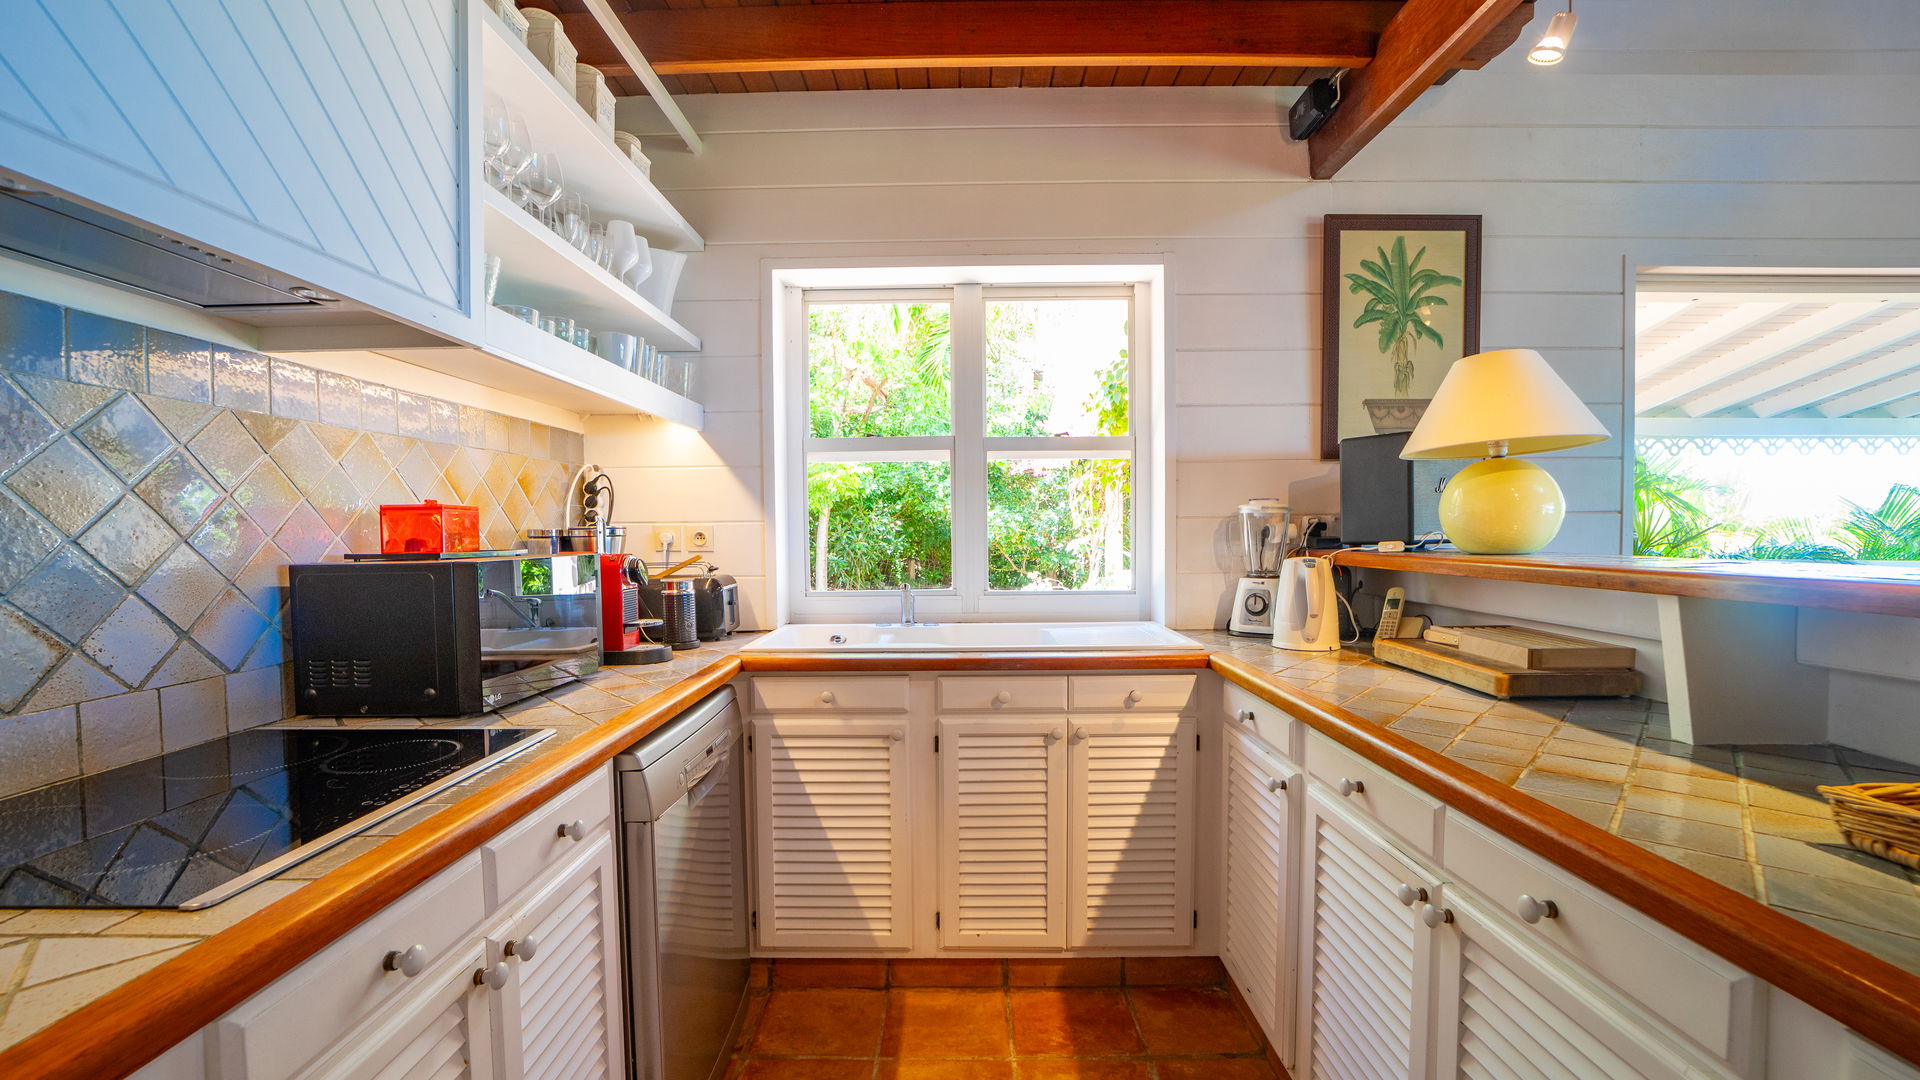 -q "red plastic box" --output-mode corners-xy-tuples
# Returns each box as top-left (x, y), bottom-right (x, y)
(379, 500), (480, 554)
